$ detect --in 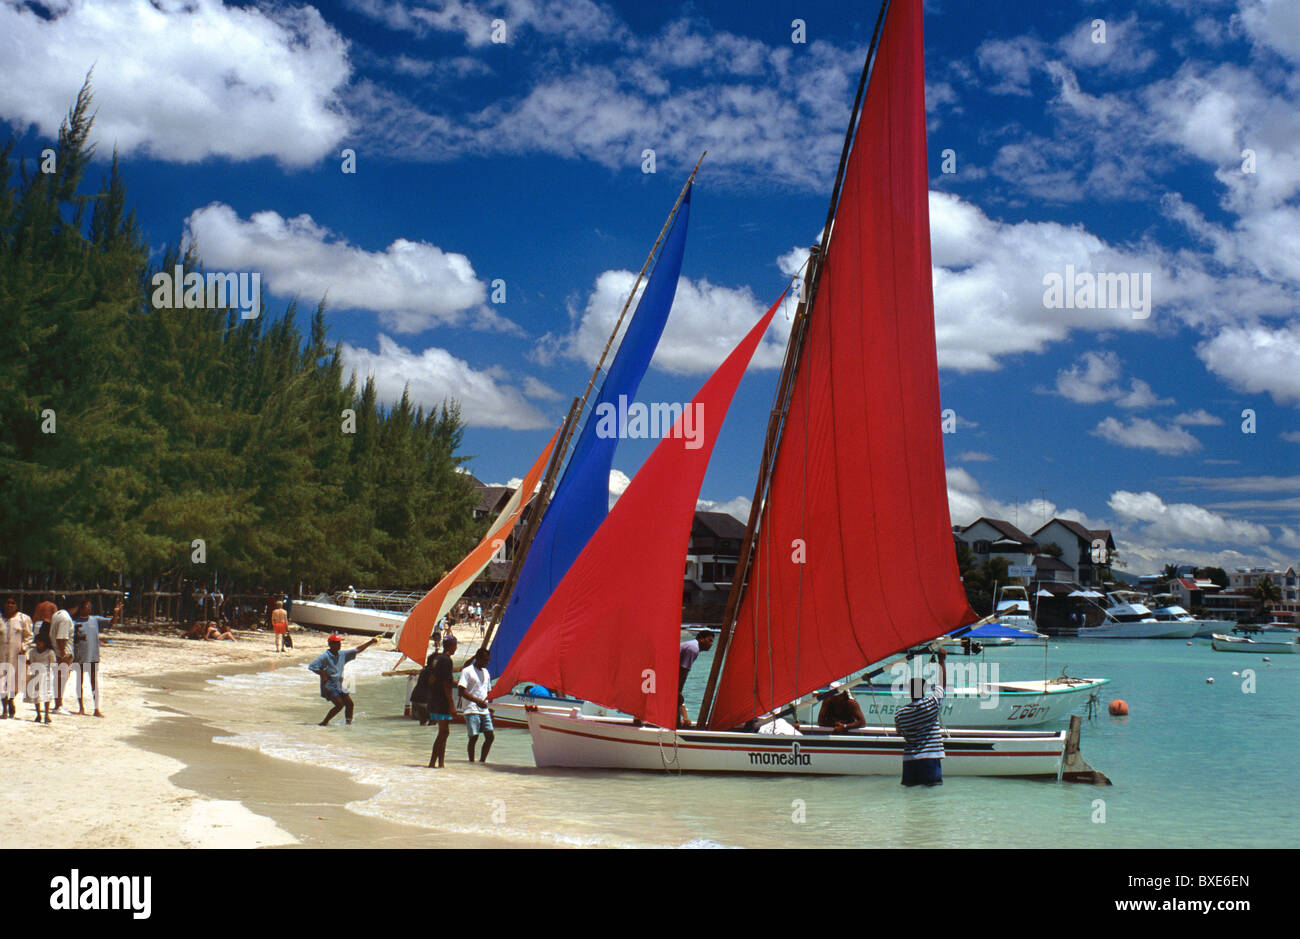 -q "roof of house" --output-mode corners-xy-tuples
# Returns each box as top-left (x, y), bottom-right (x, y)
(1033, 556), (1072, 571)
(694, 511), (747, 540)
(473, 483), (515, 515)
(963, 517), (1036, 545)
(1032, 518), (1115, 548)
